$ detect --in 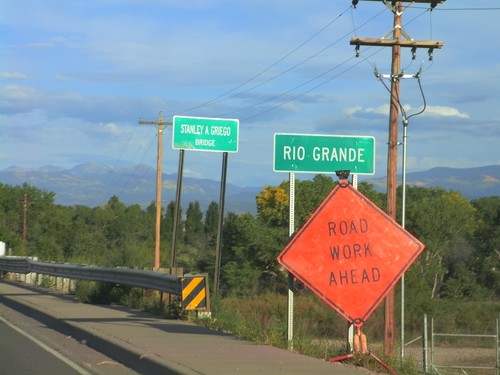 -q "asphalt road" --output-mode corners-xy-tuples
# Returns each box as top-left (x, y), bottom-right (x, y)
(0, 317), (85, 375)
(0, 280), (369, 375)
(0, 292), (137, 375)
